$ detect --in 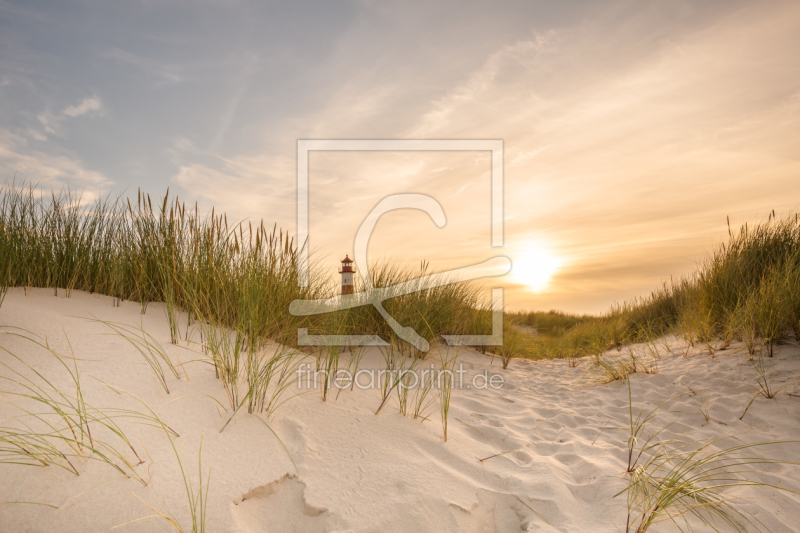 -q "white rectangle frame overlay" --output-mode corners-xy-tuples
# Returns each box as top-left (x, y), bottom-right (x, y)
(296, 139), (504, 347)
